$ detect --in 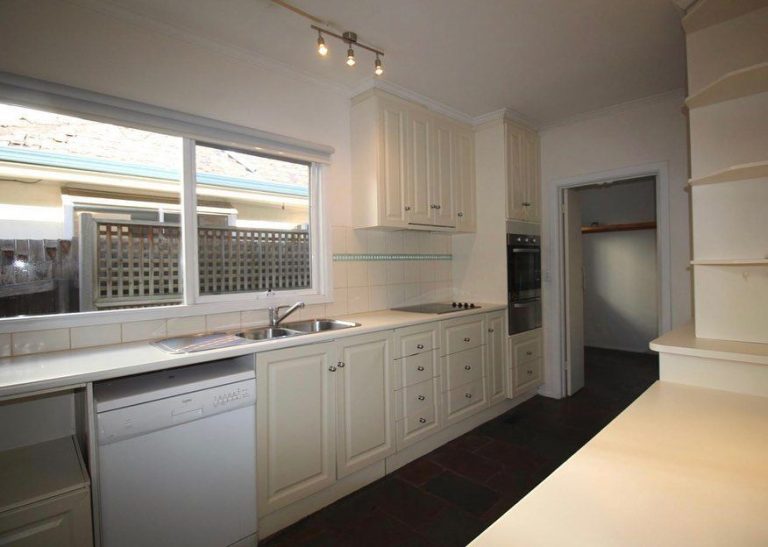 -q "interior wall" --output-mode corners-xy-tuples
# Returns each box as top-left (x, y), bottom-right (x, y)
(578, 179), (657, 353)
(539, 91), (690, 397)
